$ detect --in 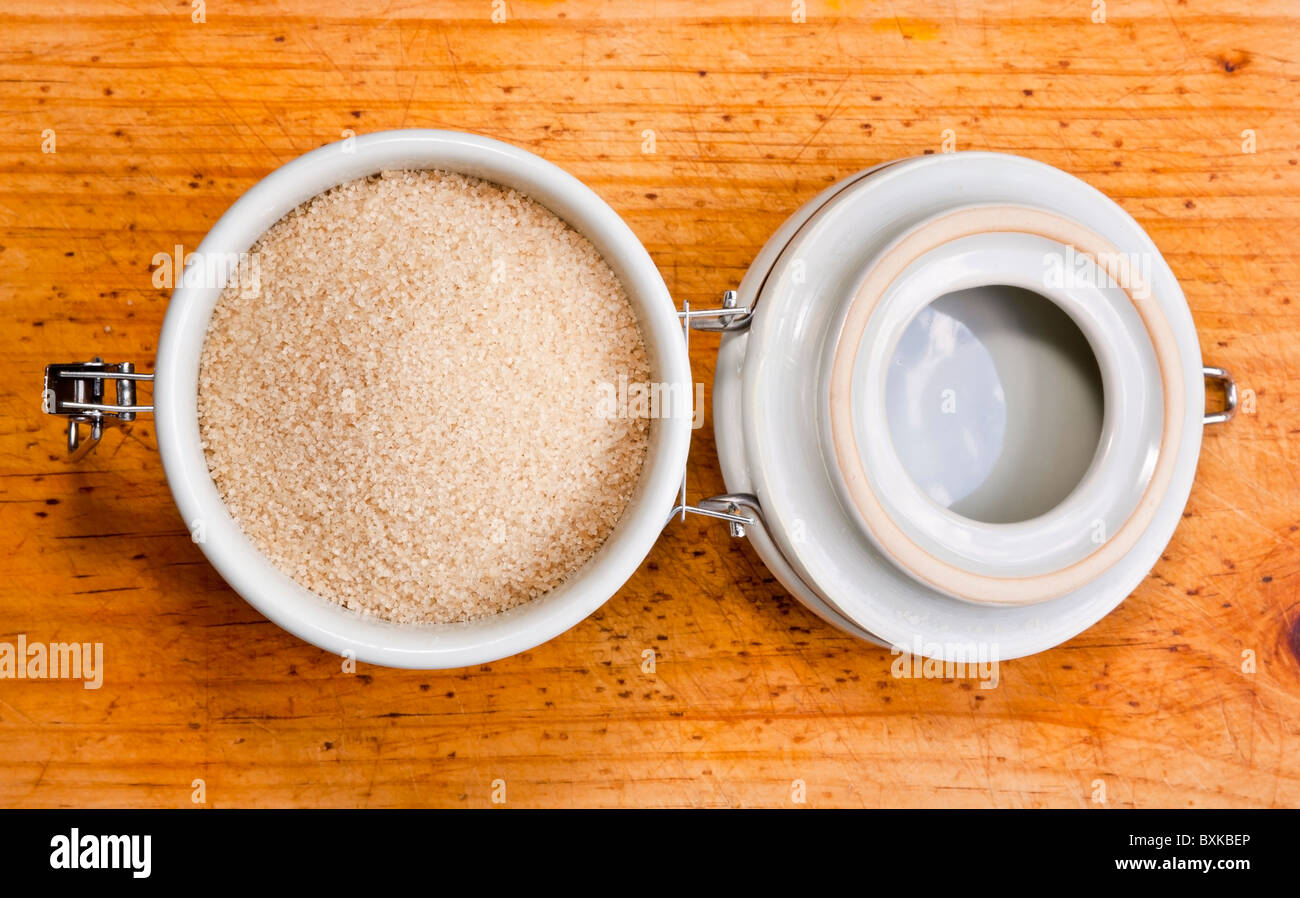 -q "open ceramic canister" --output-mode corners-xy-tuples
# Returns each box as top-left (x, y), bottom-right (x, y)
(41, 134), (1236, 667)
